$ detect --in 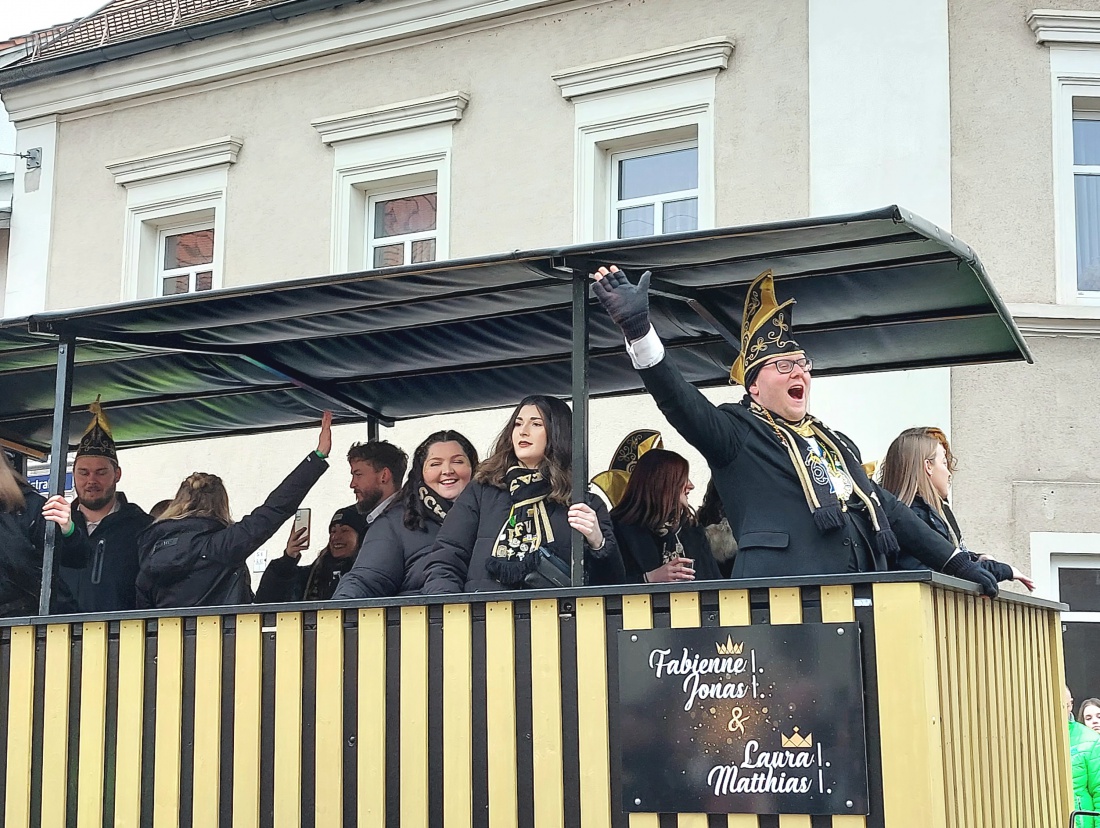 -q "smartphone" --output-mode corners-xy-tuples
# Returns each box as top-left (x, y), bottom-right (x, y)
(292, 508), (311, 539)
